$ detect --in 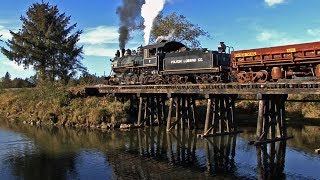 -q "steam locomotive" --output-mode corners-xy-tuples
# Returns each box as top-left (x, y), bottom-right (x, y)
(108, 40), (320, 85)
(109, 40), (231, 85)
